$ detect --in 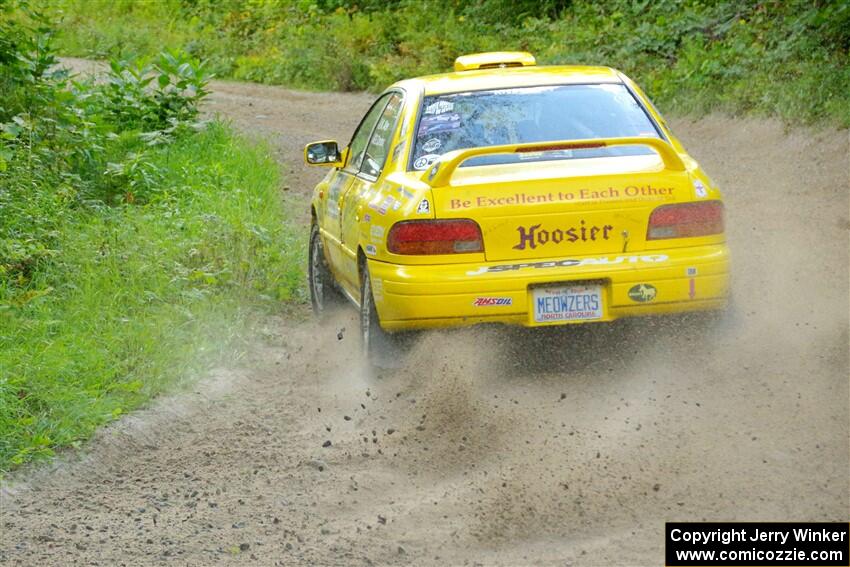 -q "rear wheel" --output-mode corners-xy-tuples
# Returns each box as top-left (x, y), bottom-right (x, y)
(308, 223), (343, 318)
(360, 267), (406, 369)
